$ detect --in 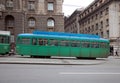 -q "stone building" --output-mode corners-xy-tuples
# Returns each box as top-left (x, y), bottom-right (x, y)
(64, 0), (120, 55)
(0, 0), (64, 42)
(64, 9), (81, 33)
(79, 0), (120, 54)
